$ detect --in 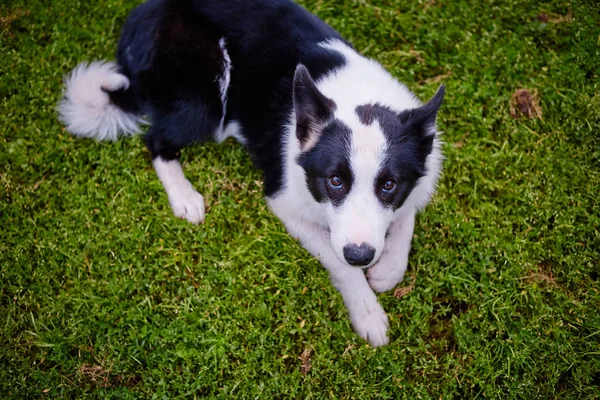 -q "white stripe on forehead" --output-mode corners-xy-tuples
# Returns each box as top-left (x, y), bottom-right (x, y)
(325, 112), (390, 249)
(344, 113), (387, 190)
